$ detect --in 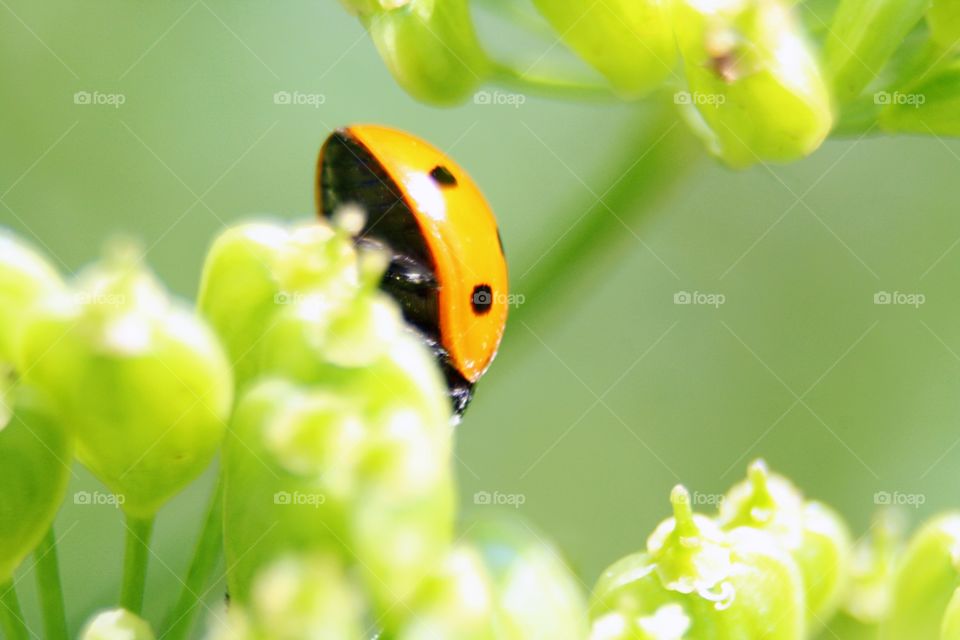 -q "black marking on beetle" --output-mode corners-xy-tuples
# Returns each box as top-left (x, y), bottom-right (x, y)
(429, 165), (458, 186)
(471, 284), (493, 315)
